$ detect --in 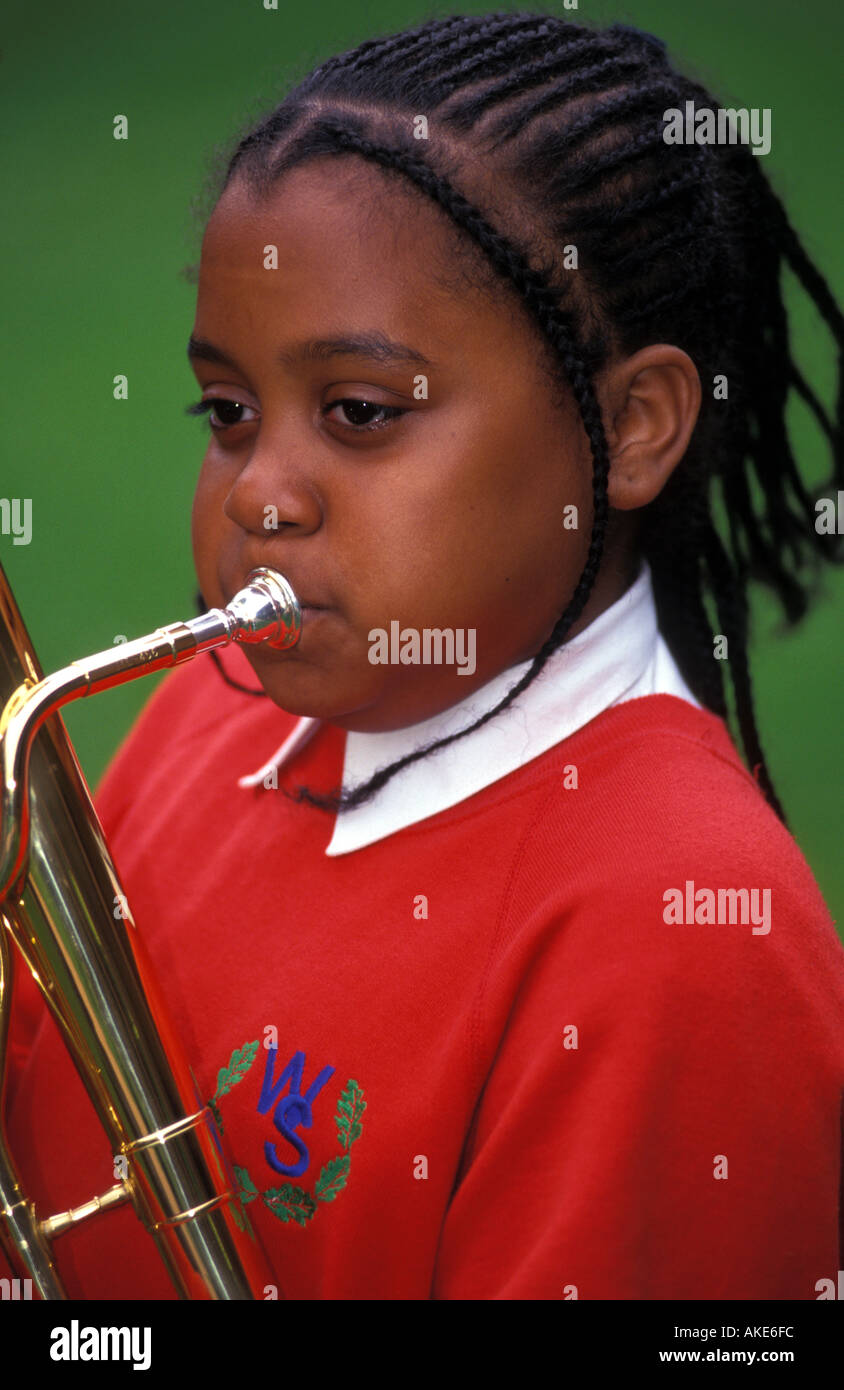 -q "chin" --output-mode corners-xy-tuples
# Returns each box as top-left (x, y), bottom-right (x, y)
(242, 653), (376, 725)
